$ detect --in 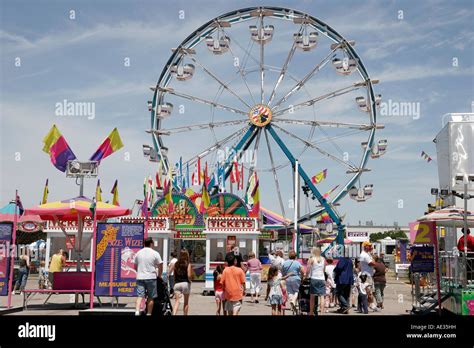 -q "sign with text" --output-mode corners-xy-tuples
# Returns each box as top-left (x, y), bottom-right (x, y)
(206, 217), (257, 231)
(0, 223), (13, 296)
(94, 223), (144, 297)
(347, 231), (369, 242)
(410, 246), (434, 273)
(409, 221), (436, 244)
